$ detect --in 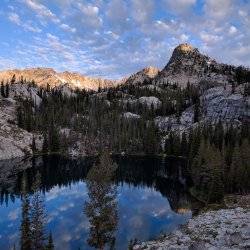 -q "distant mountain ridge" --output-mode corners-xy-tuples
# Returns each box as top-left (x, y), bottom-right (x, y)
(0, 67), (120, 91)
(0, 43), (249, 91)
